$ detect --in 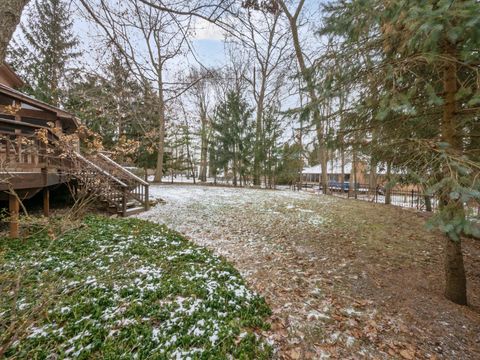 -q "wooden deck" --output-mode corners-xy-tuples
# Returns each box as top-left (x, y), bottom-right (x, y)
(0, 64), (150, 237)
(0, 124), (150, 236)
